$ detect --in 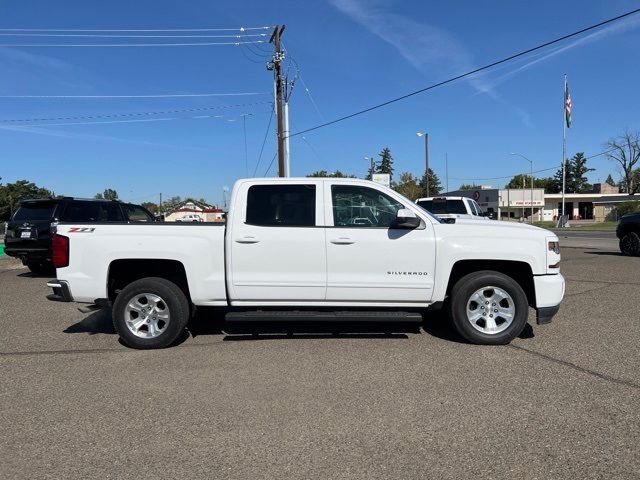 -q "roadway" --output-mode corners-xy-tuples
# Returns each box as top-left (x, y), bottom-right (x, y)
(0, 244), (638, 479)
